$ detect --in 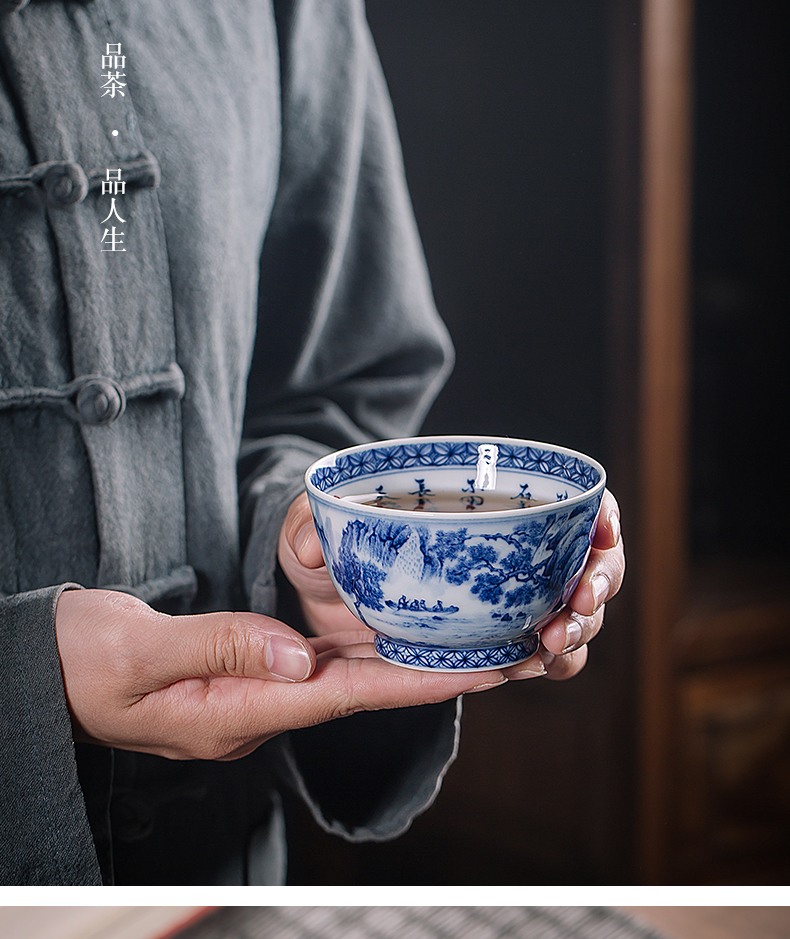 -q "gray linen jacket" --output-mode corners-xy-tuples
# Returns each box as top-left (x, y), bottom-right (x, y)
(0, 0), (460, 884)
